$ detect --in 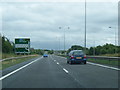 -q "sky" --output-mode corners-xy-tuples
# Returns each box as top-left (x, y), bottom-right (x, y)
(0, 0), (119, 50)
